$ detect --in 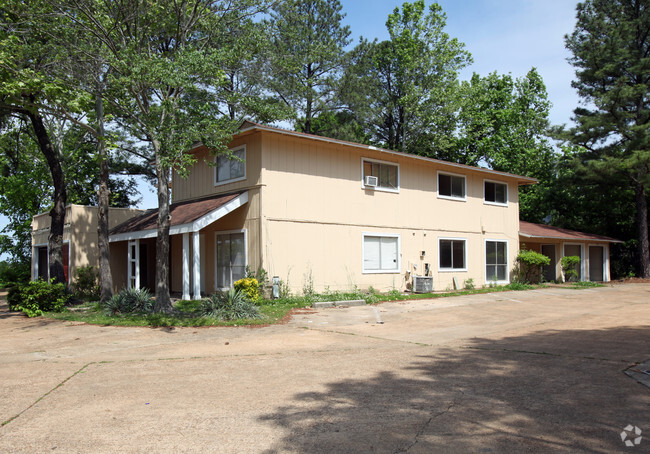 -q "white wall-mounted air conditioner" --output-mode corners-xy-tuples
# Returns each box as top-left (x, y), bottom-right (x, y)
(364, 175), (378, 187)
(412, 275), (433, 293)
